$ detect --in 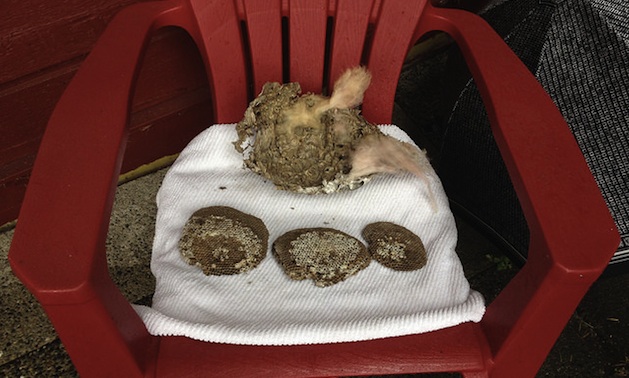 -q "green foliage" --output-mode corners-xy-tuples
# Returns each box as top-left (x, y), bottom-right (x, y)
(485, 254), (513, 271)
